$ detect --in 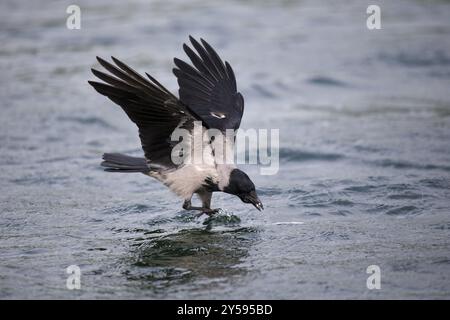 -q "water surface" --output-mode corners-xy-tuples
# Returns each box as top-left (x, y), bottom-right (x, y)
(1, 0), (450, 299)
